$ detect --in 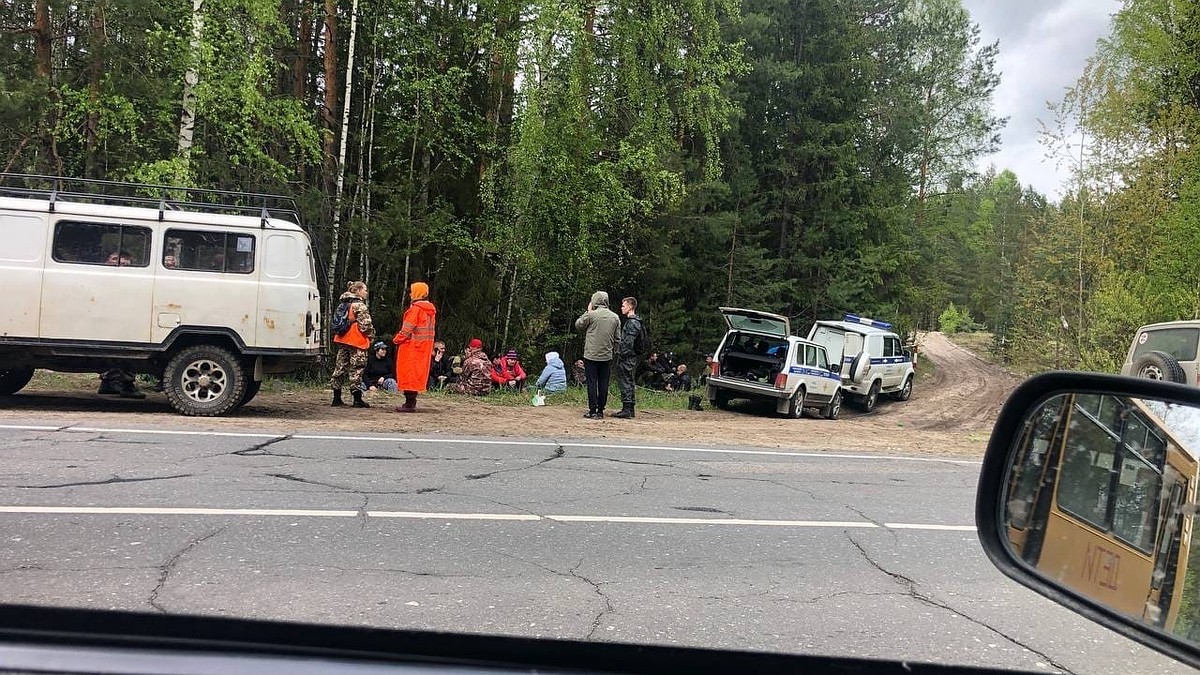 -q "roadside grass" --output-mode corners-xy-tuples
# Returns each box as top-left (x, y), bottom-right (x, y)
(946, 331), (999, 363)
(26, 371), (95, 391)
(915, 351), (939, 385)
(20, 368), (696, 410)
(946, 331), (1042, 376)
(420, 384), (693, 410)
